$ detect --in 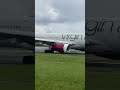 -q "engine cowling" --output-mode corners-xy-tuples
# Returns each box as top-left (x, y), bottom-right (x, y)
(50, 44), (70, 53)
